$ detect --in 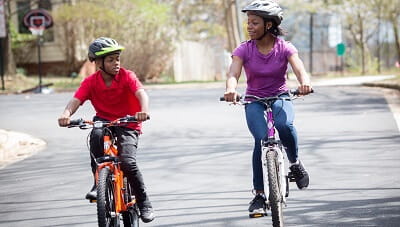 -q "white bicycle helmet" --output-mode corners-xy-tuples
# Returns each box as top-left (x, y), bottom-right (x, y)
(242, 0), (283, 25)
